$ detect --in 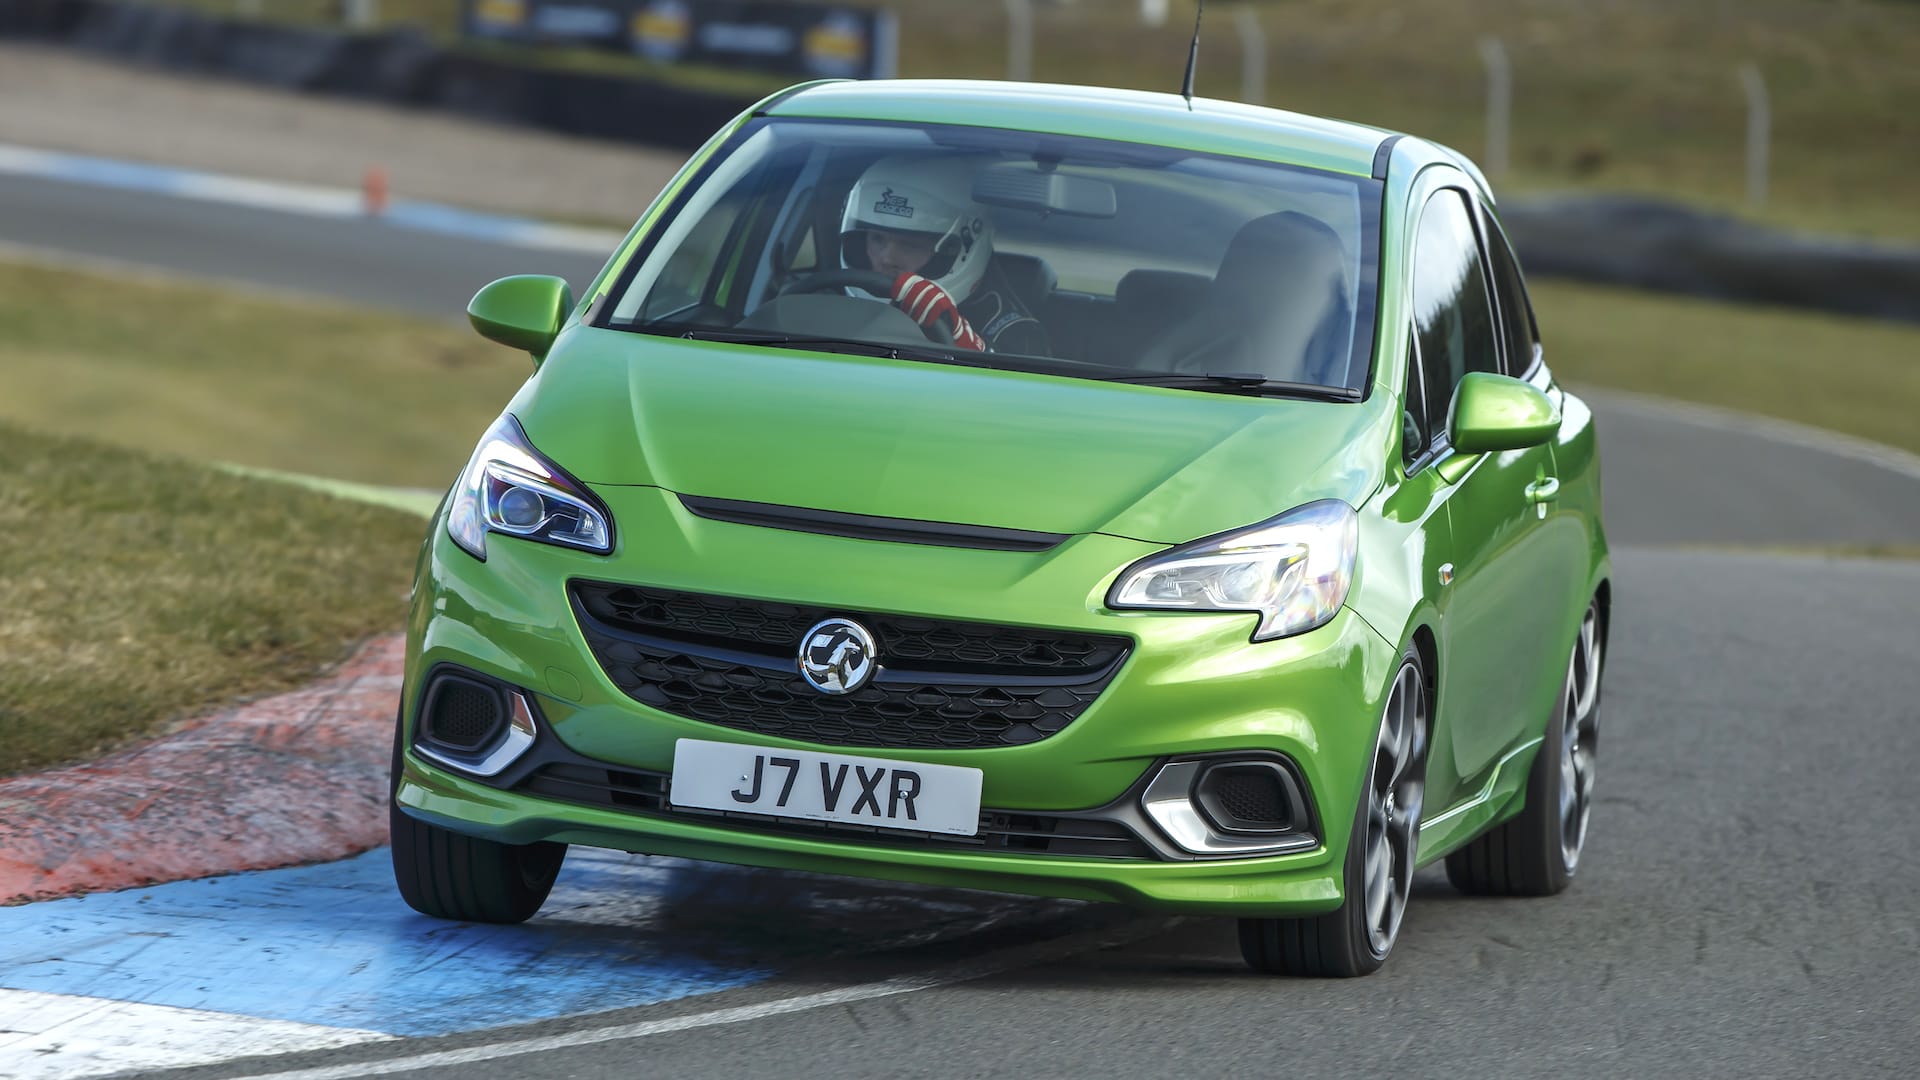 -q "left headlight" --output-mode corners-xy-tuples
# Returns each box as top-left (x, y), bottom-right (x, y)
(1107, 500), (1357, 642)
(446, 413), (613, 560)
